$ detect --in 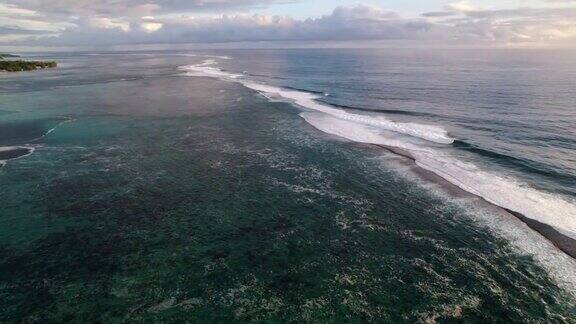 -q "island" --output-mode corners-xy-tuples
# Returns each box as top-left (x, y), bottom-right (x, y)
(0, 54), (57, 72)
